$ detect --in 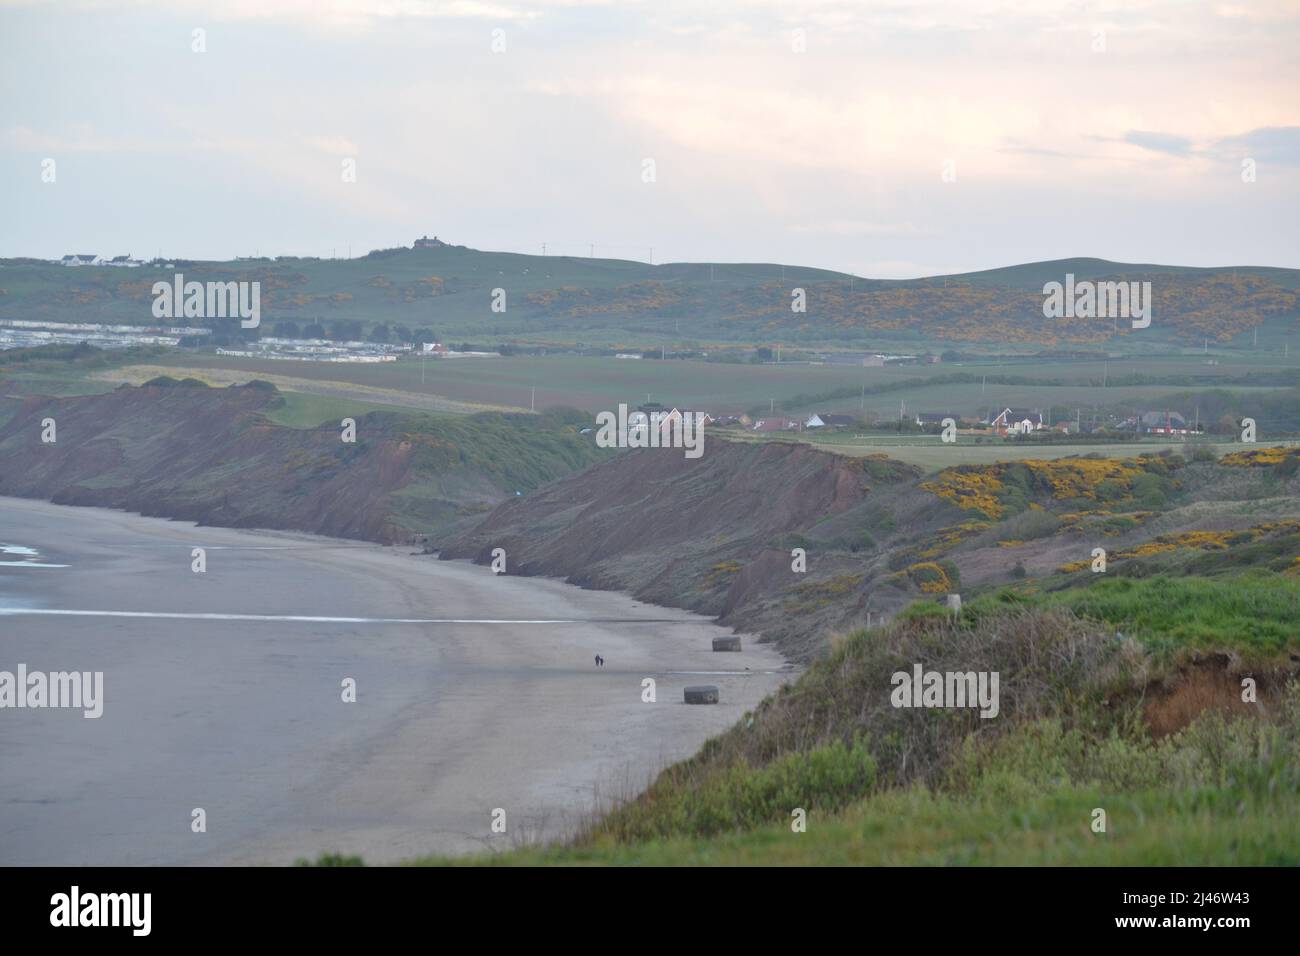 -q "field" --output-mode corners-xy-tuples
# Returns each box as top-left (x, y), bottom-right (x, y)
(720, 430), (1291, 471)
(113, 349), (1300, 421)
